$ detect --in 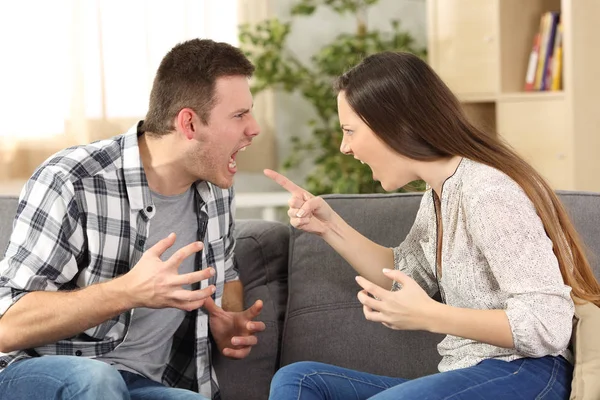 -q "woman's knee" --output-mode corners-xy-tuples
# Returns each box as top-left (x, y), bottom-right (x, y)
(272, 361), (328, 384)
(270, 361), (331, 399)
(271, 361), (334, 393)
